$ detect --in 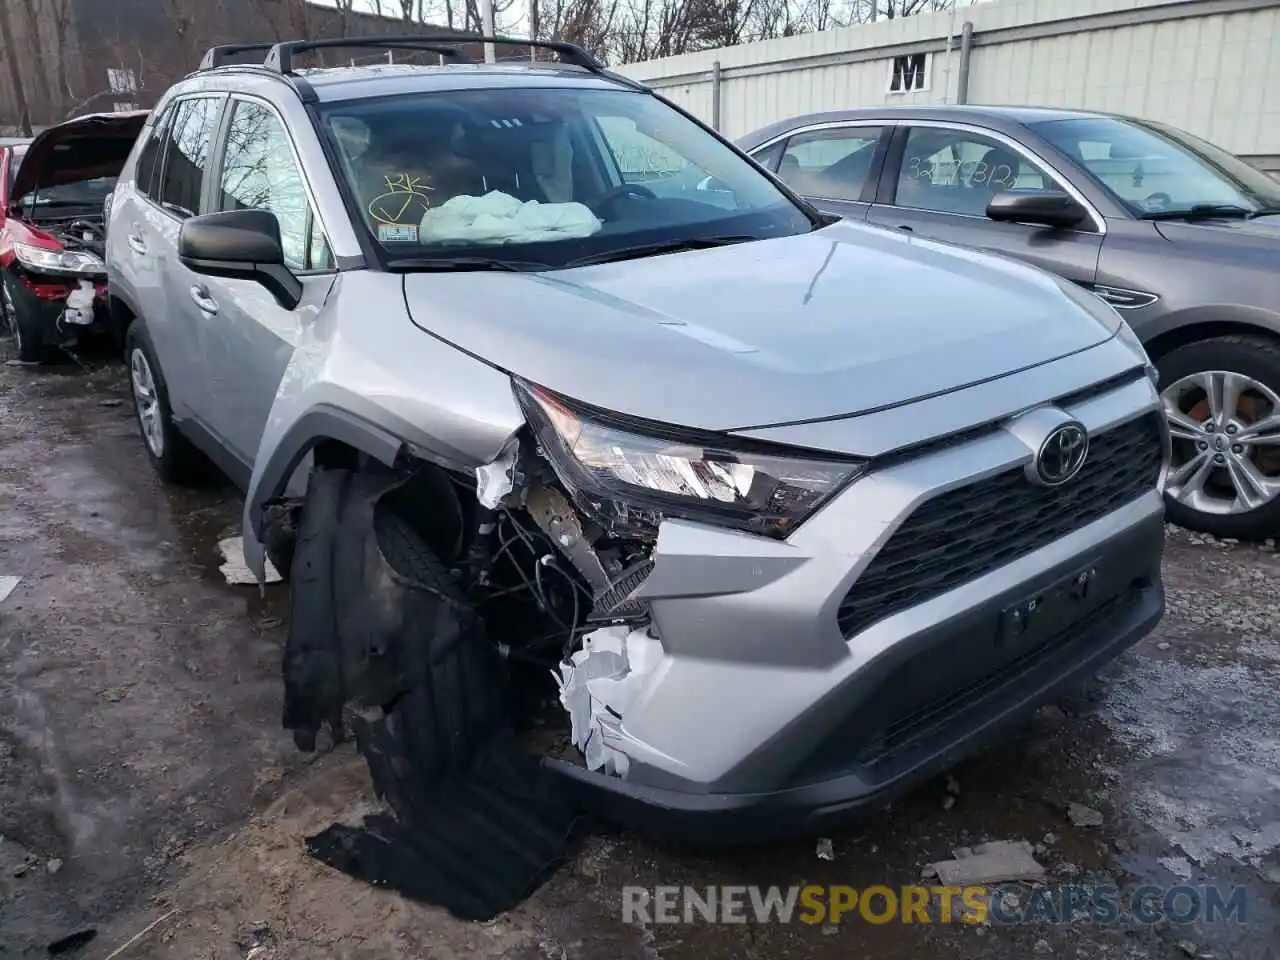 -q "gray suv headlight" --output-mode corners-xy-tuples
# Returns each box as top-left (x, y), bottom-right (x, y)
(514, 380), (864, 540)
